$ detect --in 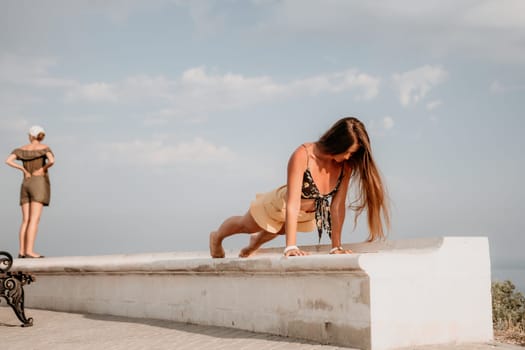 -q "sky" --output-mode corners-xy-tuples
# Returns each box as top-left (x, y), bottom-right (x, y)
(0, 0), (524, 289)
